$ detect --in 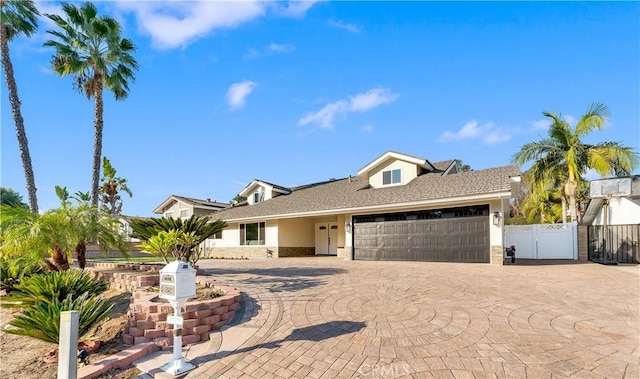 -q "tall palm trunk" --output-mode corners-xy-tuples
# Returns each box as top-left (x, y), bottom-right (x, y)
(0, 23), (38, 213)
(91, 74), (104, 207)
(565, 180), (577, 222)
